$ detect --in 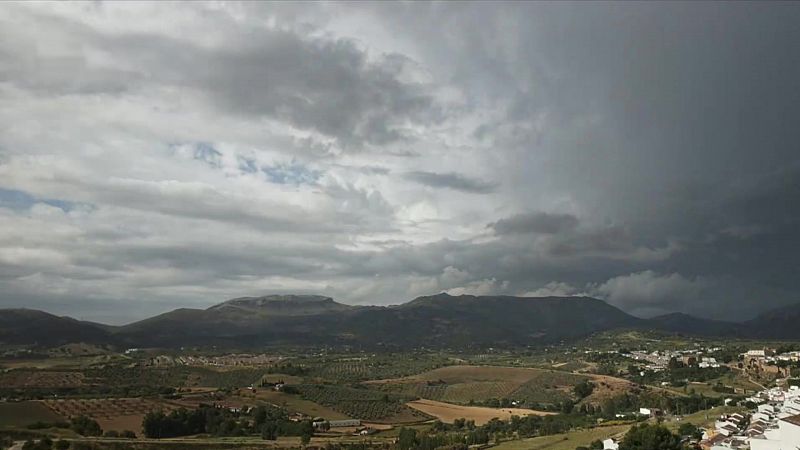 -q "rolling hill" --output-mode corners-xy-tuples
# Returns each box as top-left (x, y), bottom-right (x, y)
(0, 309), (114, 346)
